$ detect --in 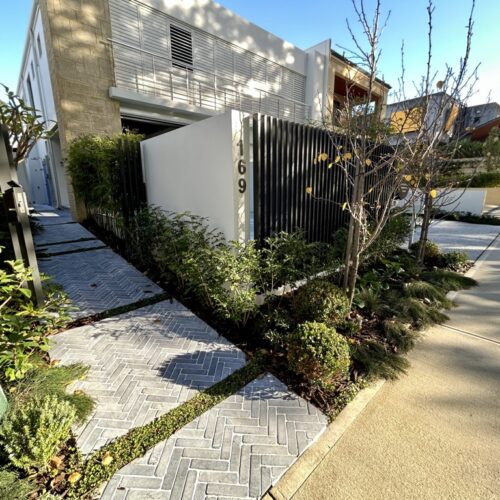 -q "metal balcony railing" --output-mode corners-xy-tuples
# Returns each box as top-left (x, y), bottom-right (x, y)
(108, 39), (311, 123)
